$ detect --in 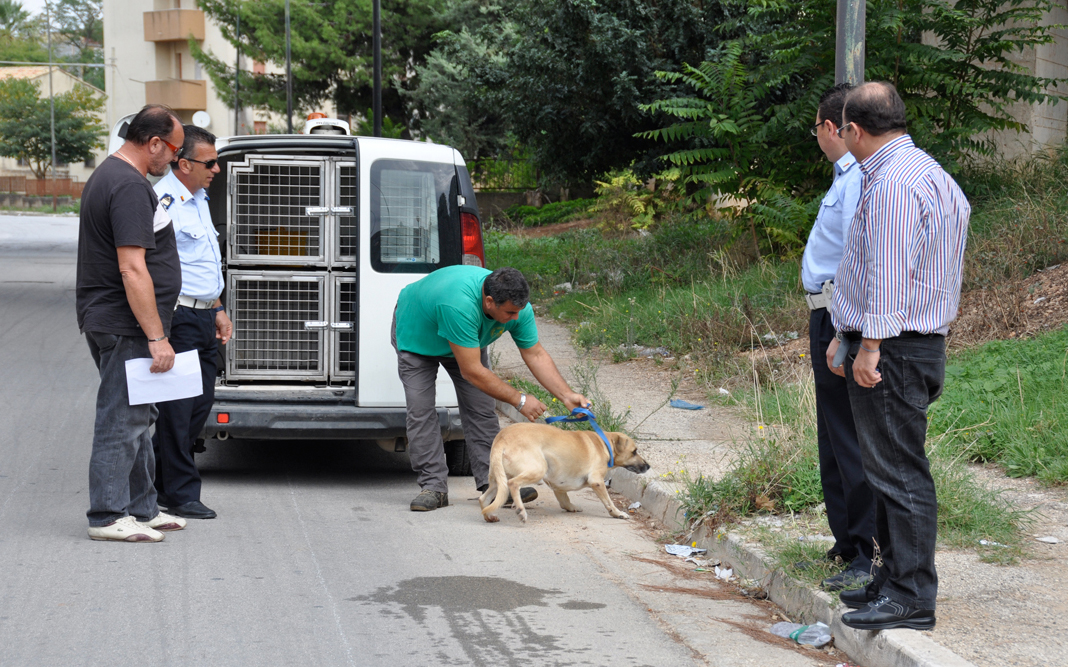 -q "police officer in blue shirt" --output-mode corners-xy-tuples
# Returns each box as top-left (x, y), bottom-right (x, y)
(151, 125), (232, 520)
(801, 84), (877, 590)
